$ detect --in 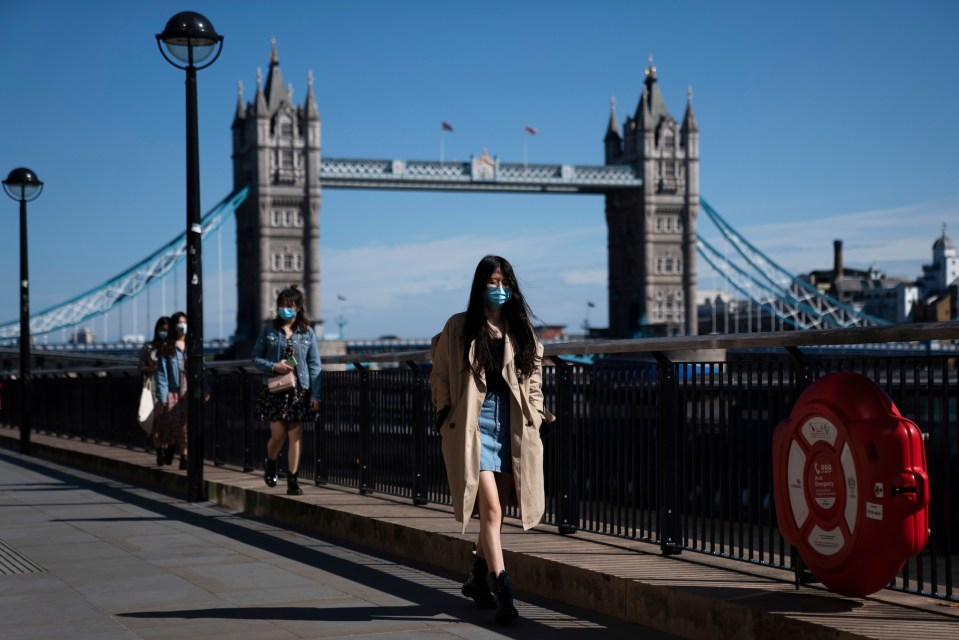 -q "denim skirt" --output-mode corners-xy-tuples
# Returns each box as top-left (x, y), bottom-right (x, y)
(479, 391), (512, 473)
